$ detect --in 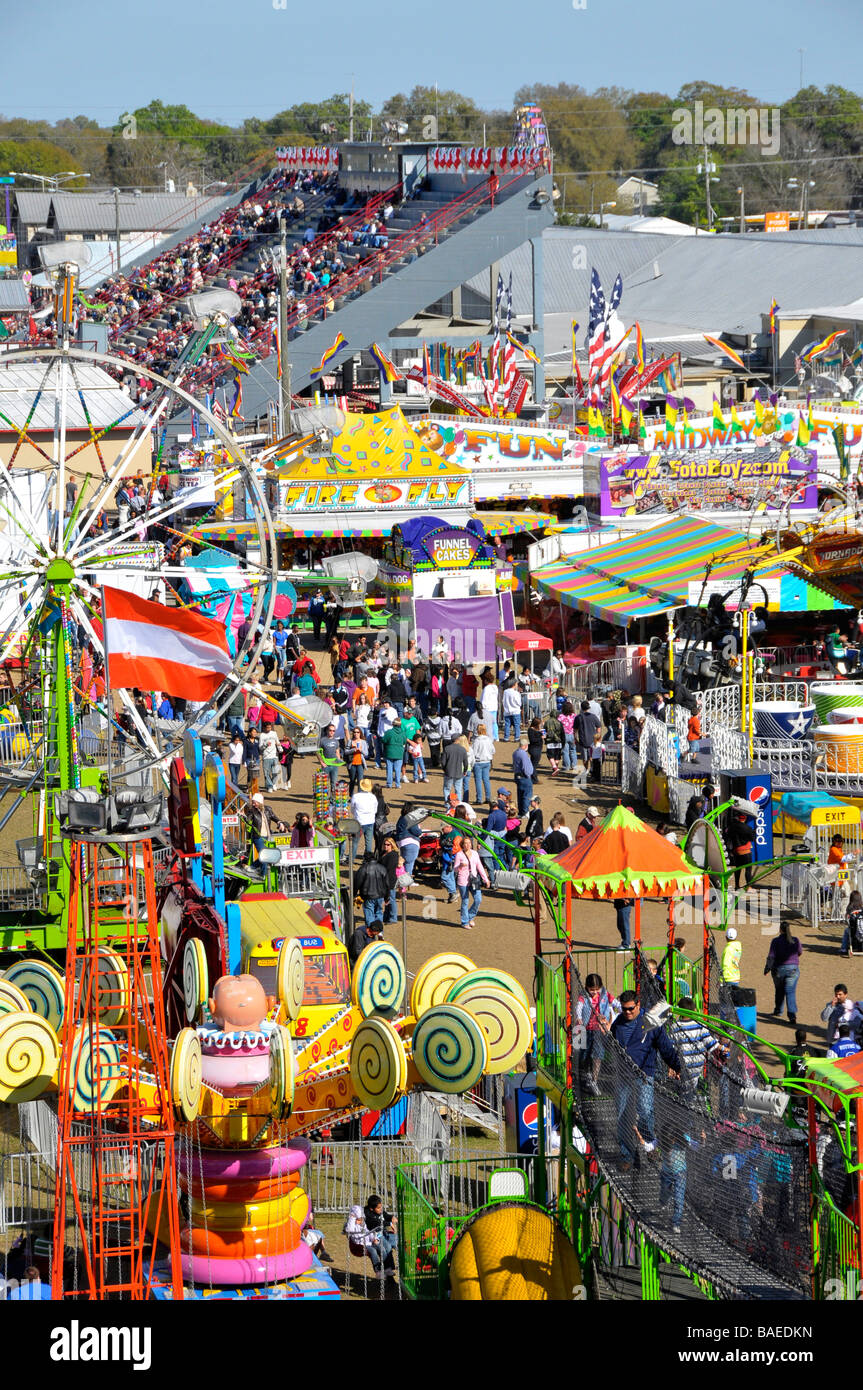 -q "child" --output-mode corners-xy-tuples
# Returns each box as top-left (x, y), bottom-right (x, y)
(406, 733), (427, 783)
(687, 708), (702, 763)
(590, 730), (606, 784)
